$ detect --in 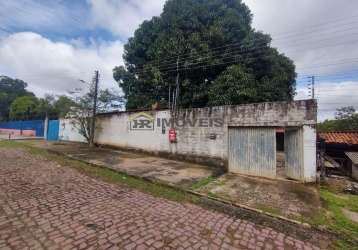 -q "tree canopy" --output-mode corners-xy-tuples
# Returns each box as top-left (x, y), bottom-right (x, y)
(318, 106), (358, 132)
(113, 0), (296, 110)
(0, 76), (34, 120)
(9, 96), (39, 120)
